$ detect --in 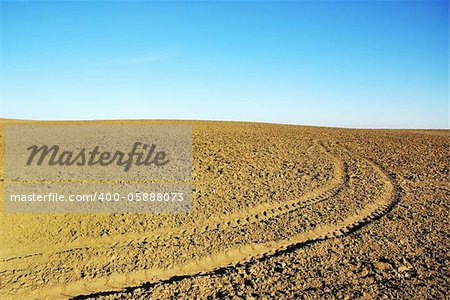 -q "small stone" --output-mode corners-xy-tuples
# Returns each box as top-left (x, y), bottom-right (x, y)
(398, 265), (410, 273)
(374, 262), (392, 271)
(359, 268), (370, 277)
